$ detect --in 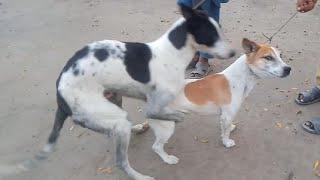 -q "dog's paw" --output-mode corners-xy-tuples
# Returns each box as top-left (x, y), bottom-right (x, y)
(163, 155), (179, 165)
(223, 139), (236, 148)
(132, 122), (150, 134)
